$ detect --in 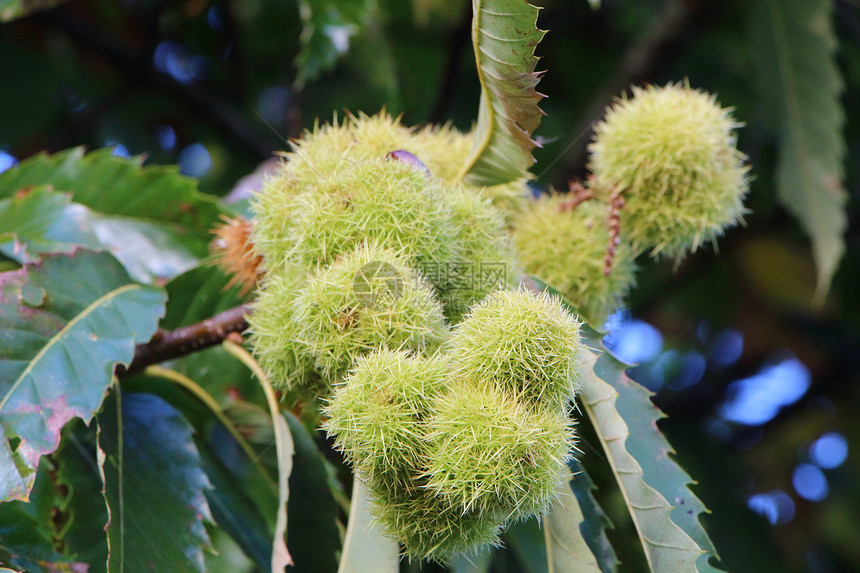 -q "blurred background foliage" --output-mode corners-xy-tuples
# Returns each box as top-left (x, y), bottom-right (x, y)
(1, 0), (859, 571)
